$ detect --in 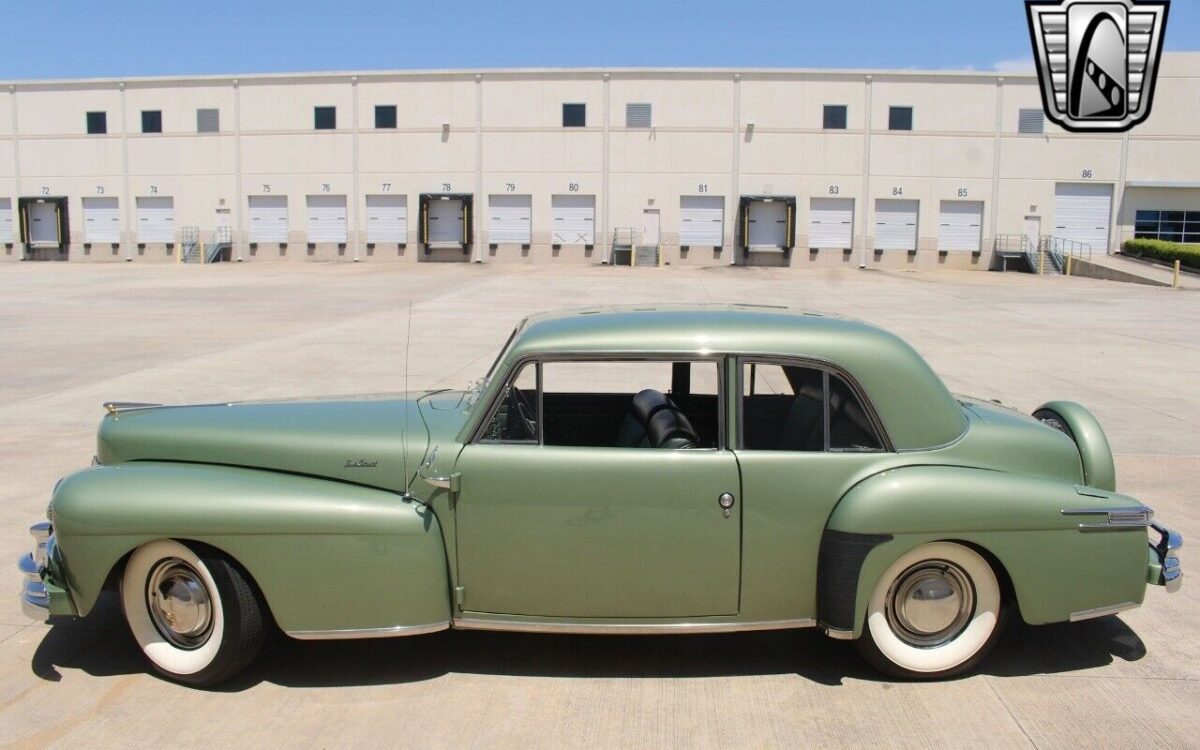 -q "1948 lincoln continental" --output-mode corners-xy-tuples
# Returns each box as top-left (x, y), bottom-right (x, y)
(18, 306), (1182, 686)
